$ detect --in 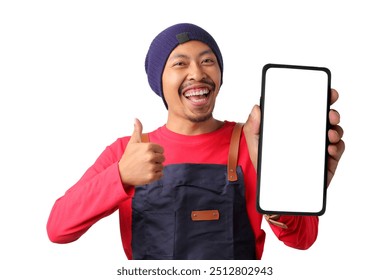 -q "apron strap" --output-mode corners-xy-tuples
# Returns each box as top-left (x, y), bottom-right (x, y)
(228, 123), (244, 182)
(141, 123), (244, 182)
(141, 133), (150, 143)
